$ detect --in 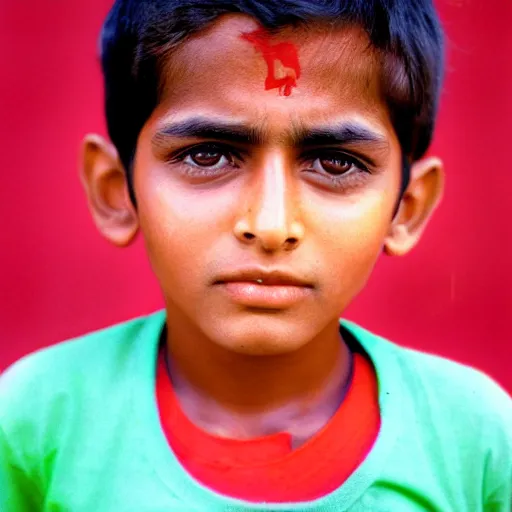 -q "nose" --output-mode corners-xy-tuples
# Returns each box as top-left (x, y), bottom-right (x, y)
(234, 151), (305, 252)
